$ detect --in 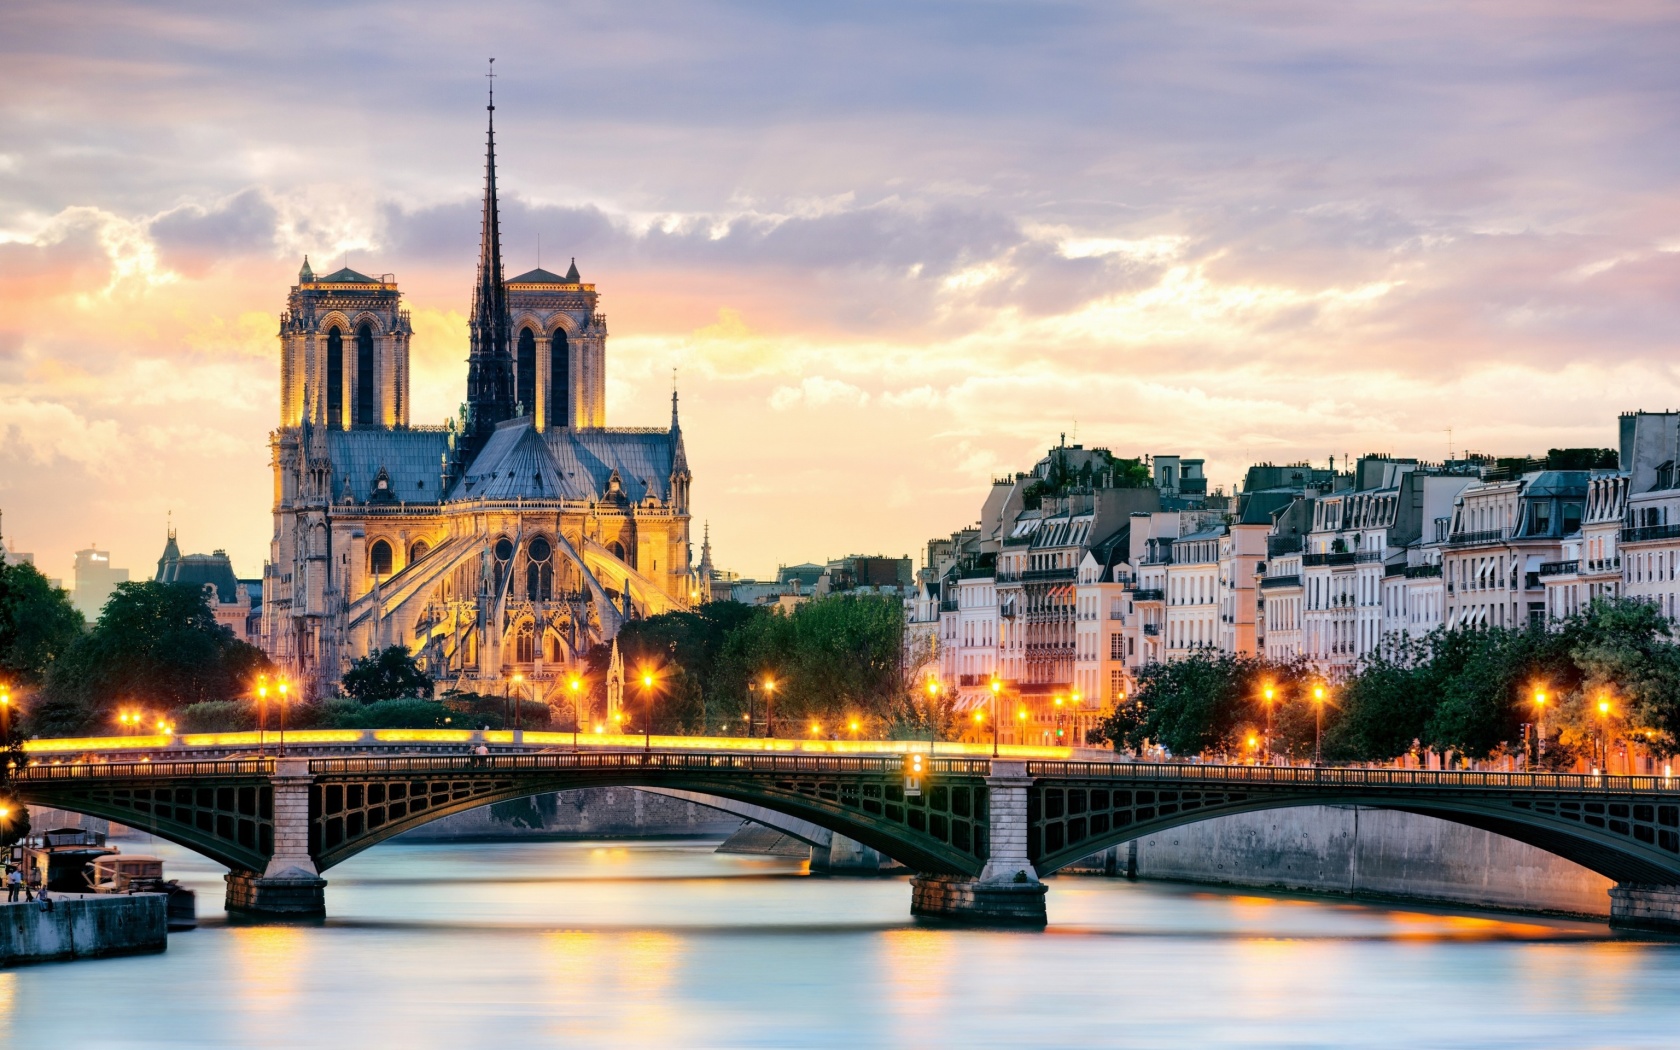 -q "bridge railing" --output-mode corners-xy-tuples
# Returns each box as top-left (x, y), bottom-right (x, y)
(1025, 761), (1680, 793)
(13, 759), (273, 782)
(309, 752), (992, 777)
